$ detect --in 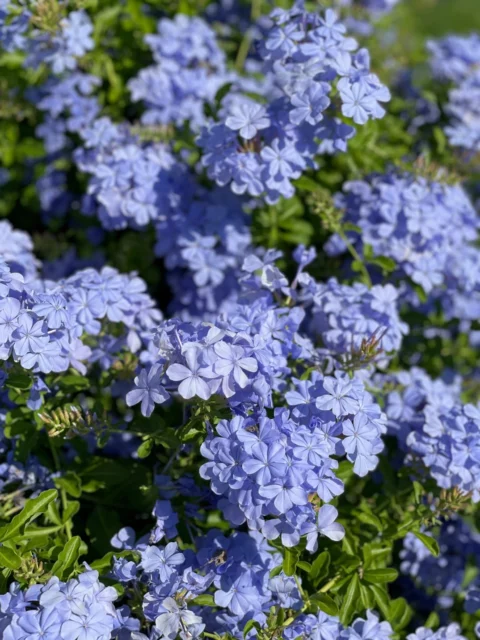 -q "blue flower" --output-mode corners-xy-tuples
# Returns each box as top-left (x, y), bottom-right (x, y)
(32, 294), (68, 329)
(338, 79), (378, 125)
(126, 365), (169, 417)
(9, 609), (62, 640)
(154, 597), (203, 639)
(140, 543), (185, 581)
(212, 341), (258, 397)
(289, 83), (330, 125)
(166, 348), (213, 400)
(342, 413), (378, 456)
(261, 140), (305, 179)
(316, 377), (359, 417)
(61, 603), (114, 640)
(259, 480), (308, 514)
(242, 442), (287, 485)
(214, 575), (267, 616)
(225, 103), (270, 140)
